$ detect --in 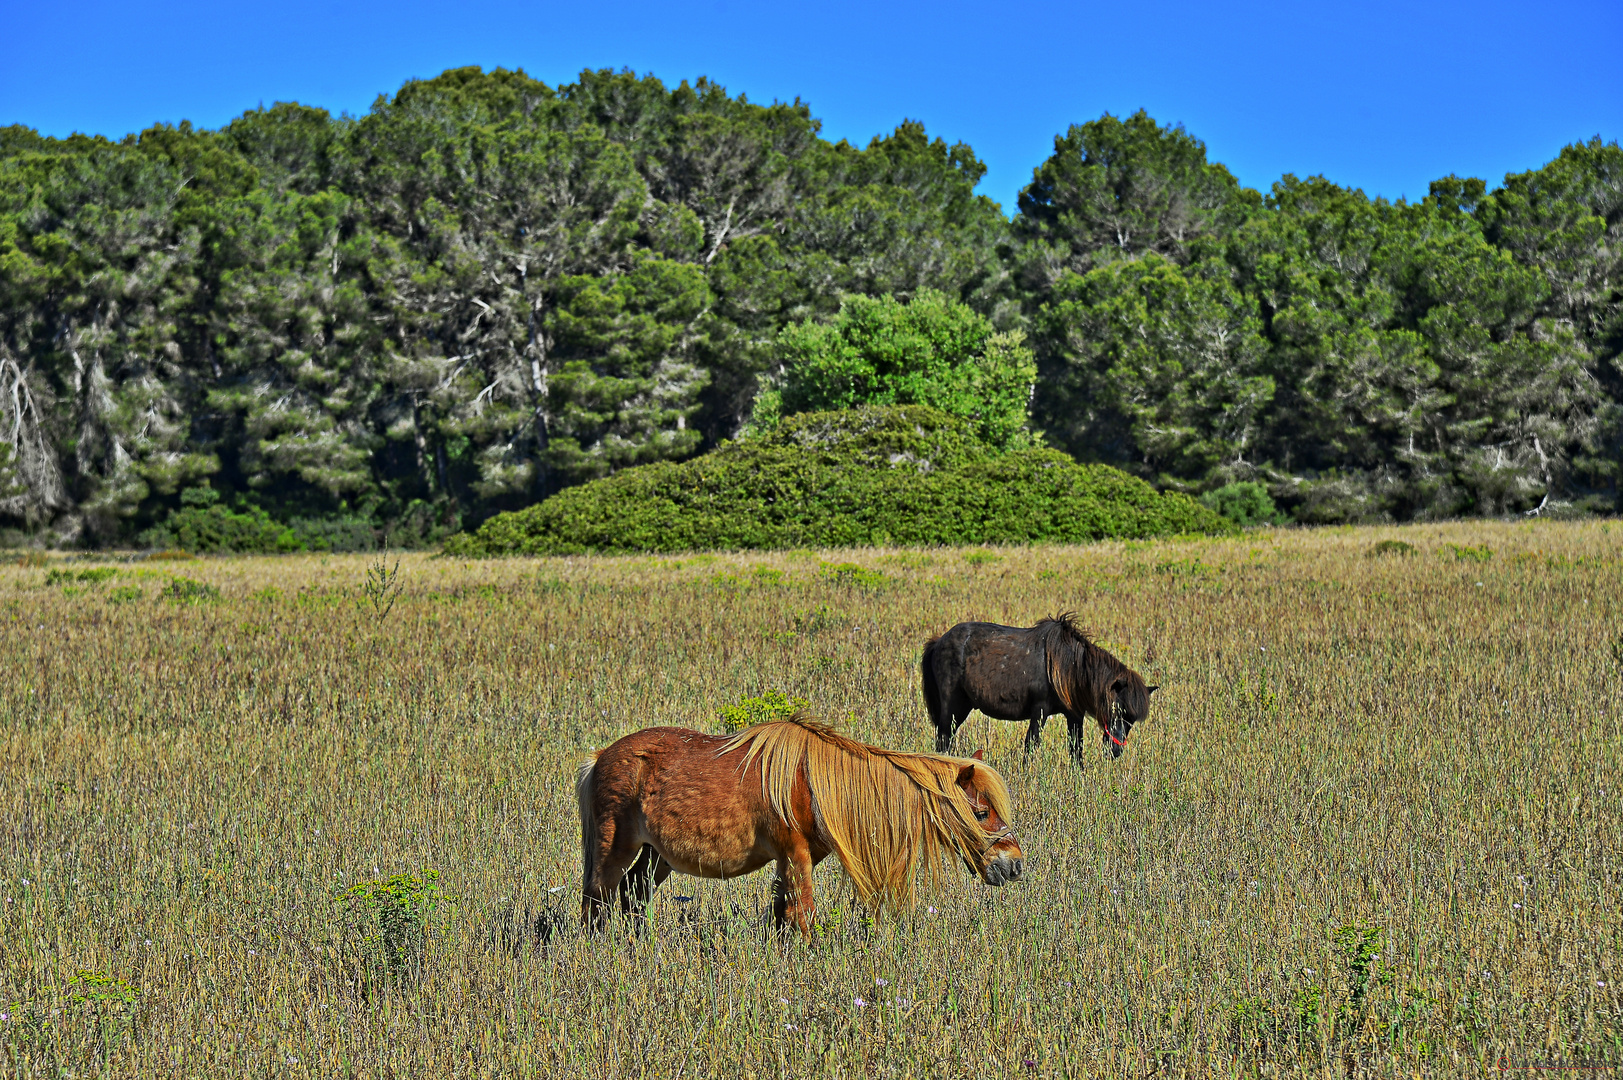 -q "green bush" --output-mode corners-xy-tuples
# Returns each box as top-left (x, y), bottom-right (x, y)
(719, 690), (809, 732)
(1199, 481), (1285, 526)
(446, 406), (1235, 556)
(753, 290), (1038, 448)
